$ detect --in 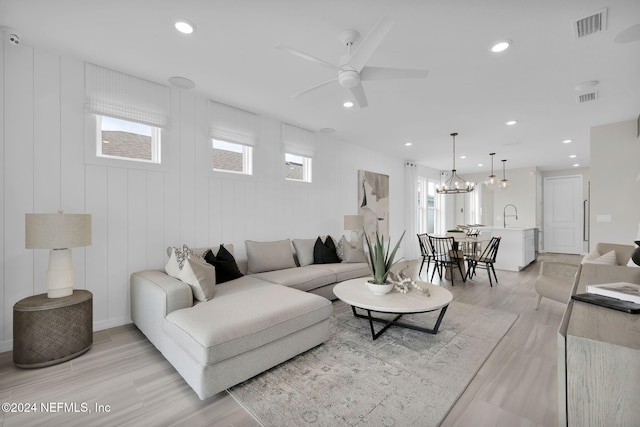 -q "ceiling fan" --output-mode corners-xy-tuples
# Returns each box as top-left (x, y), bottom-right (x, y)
(276, 16), (428, 108)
